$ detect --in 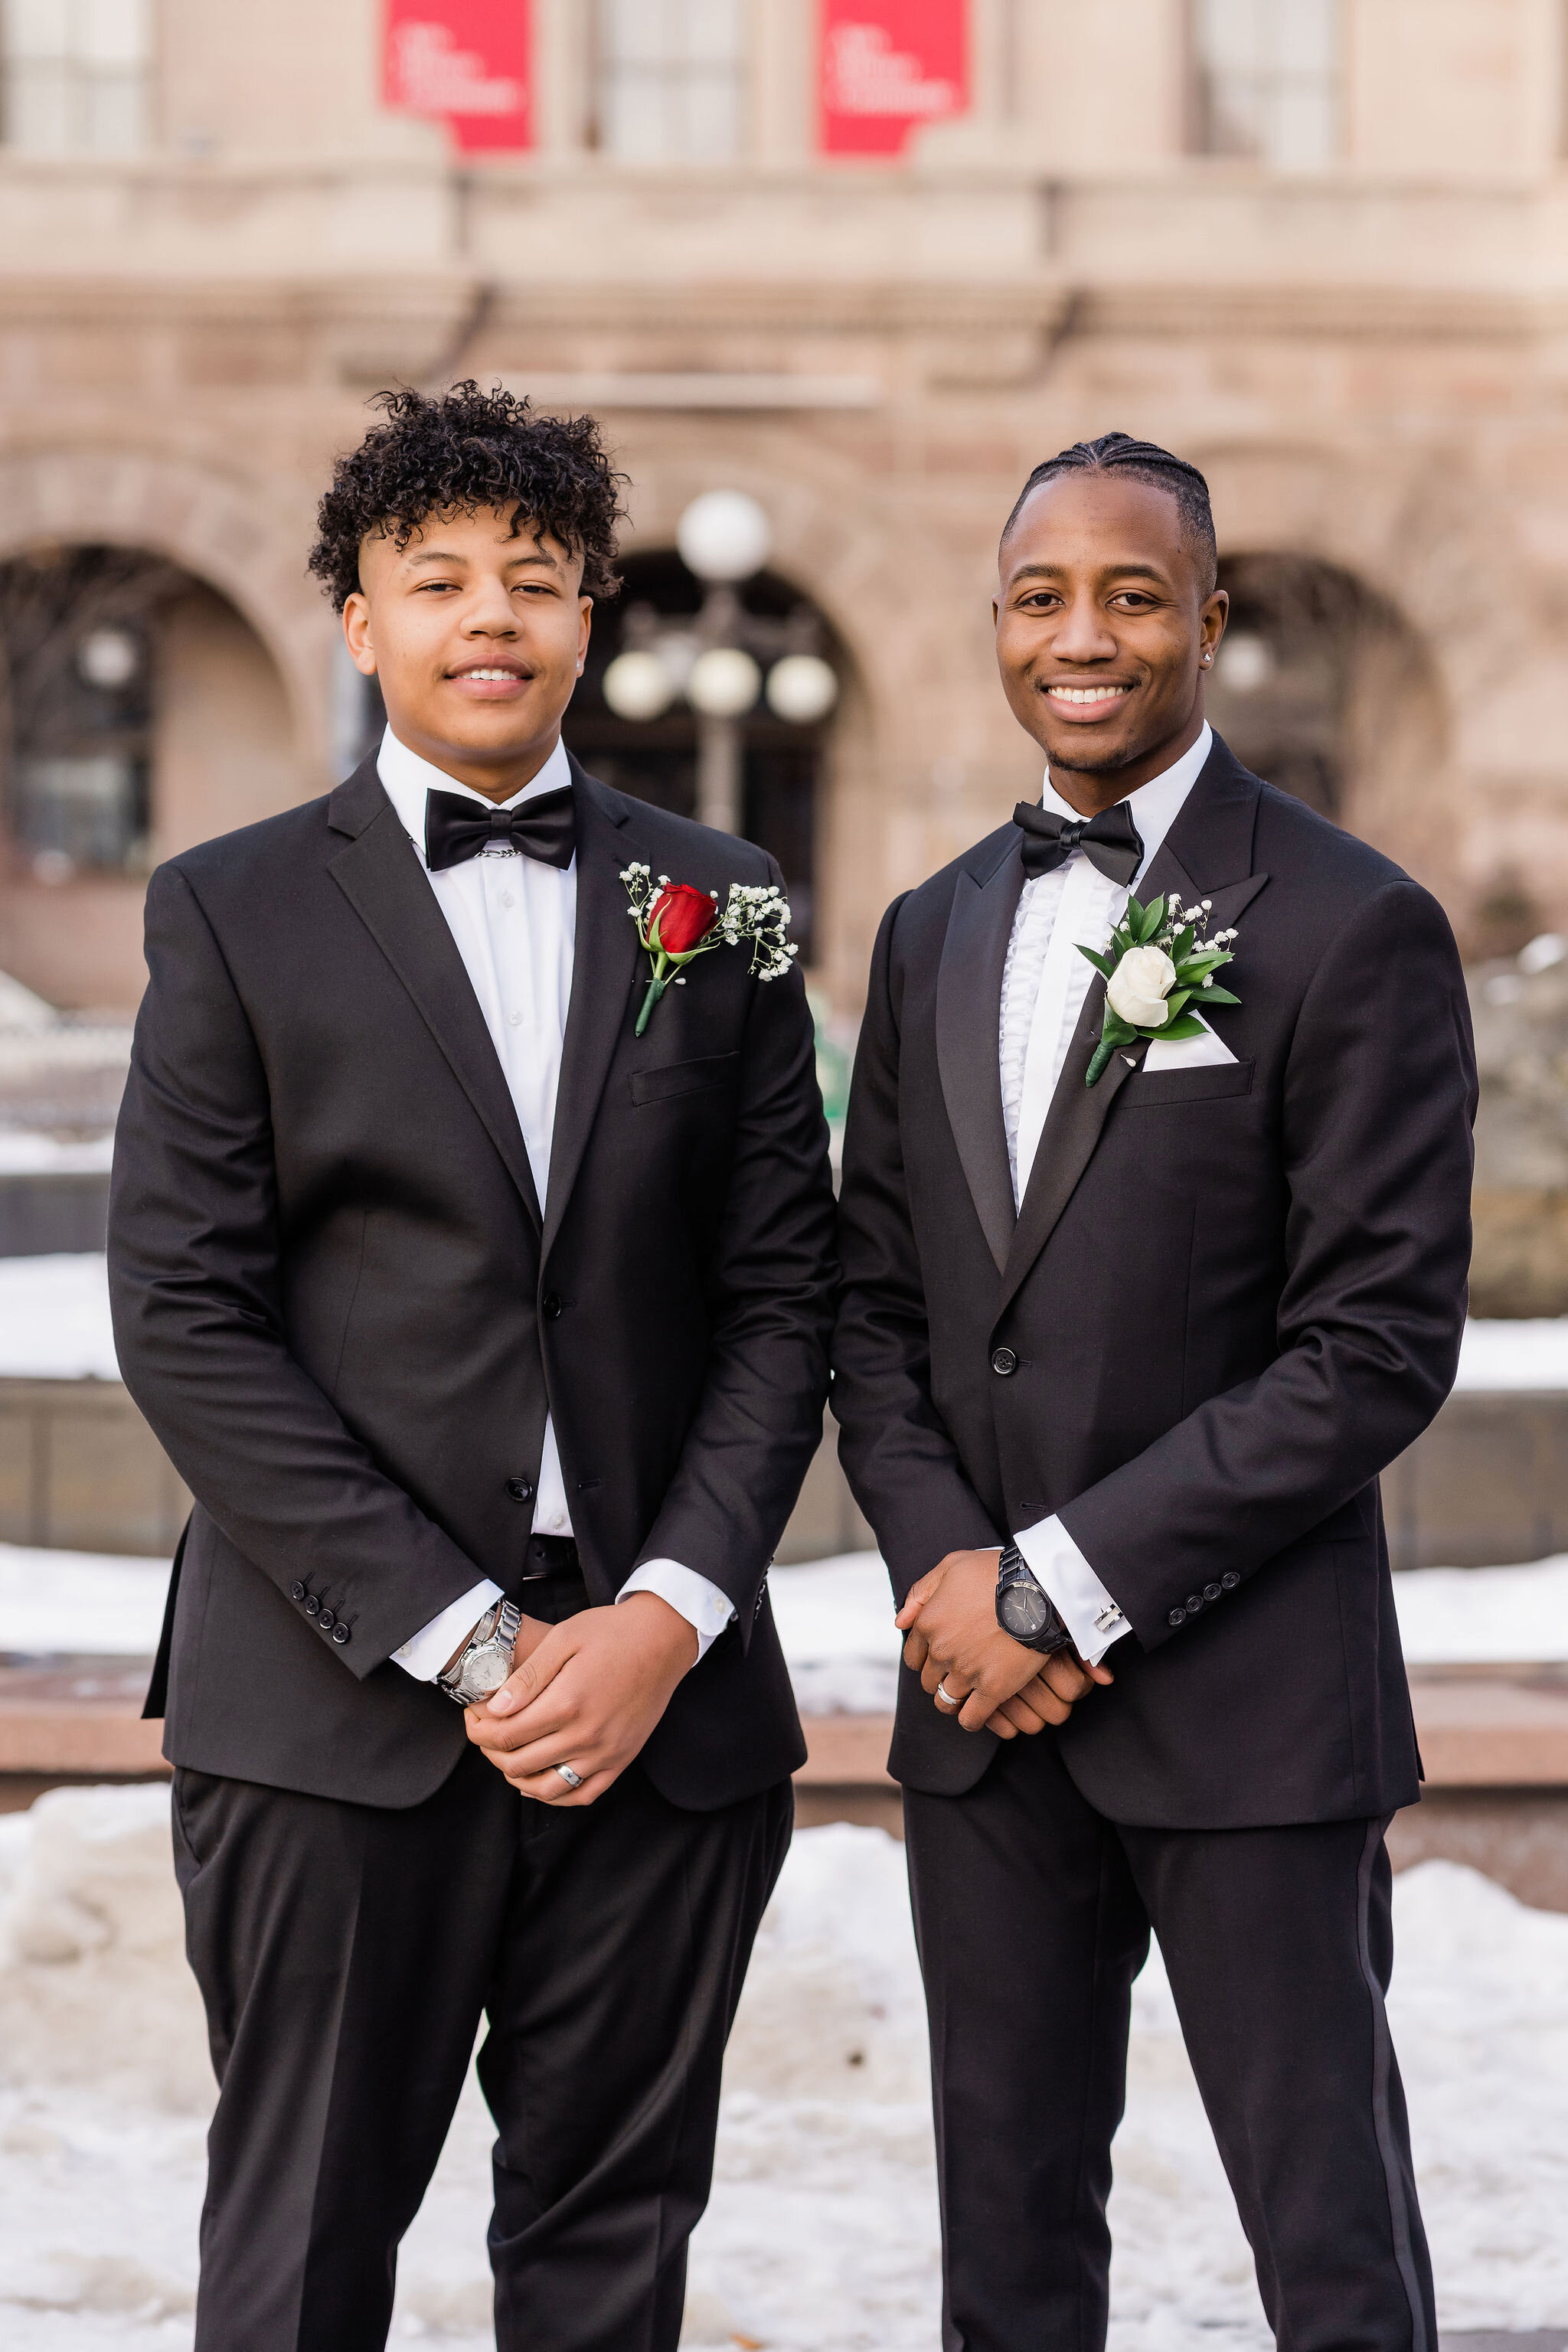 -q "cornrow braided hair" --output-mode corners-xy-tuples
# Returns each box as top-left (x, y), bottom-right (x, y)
(309, 381), (628, 612)
(1002, 431), (1218, 595)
